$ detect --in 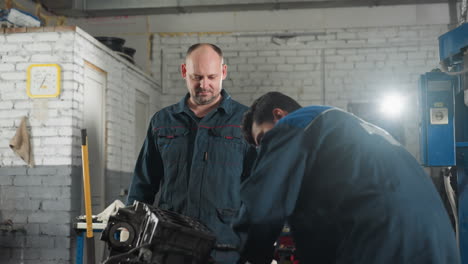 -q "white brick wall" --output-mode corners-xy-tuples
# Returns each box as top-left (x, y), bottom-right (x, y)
(0, 31), (75, 167)
(152, 23), (449, 159)
(0, 28), (160, 171)
(72, 27), (161, 172)
(0, 26), (160, 263)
